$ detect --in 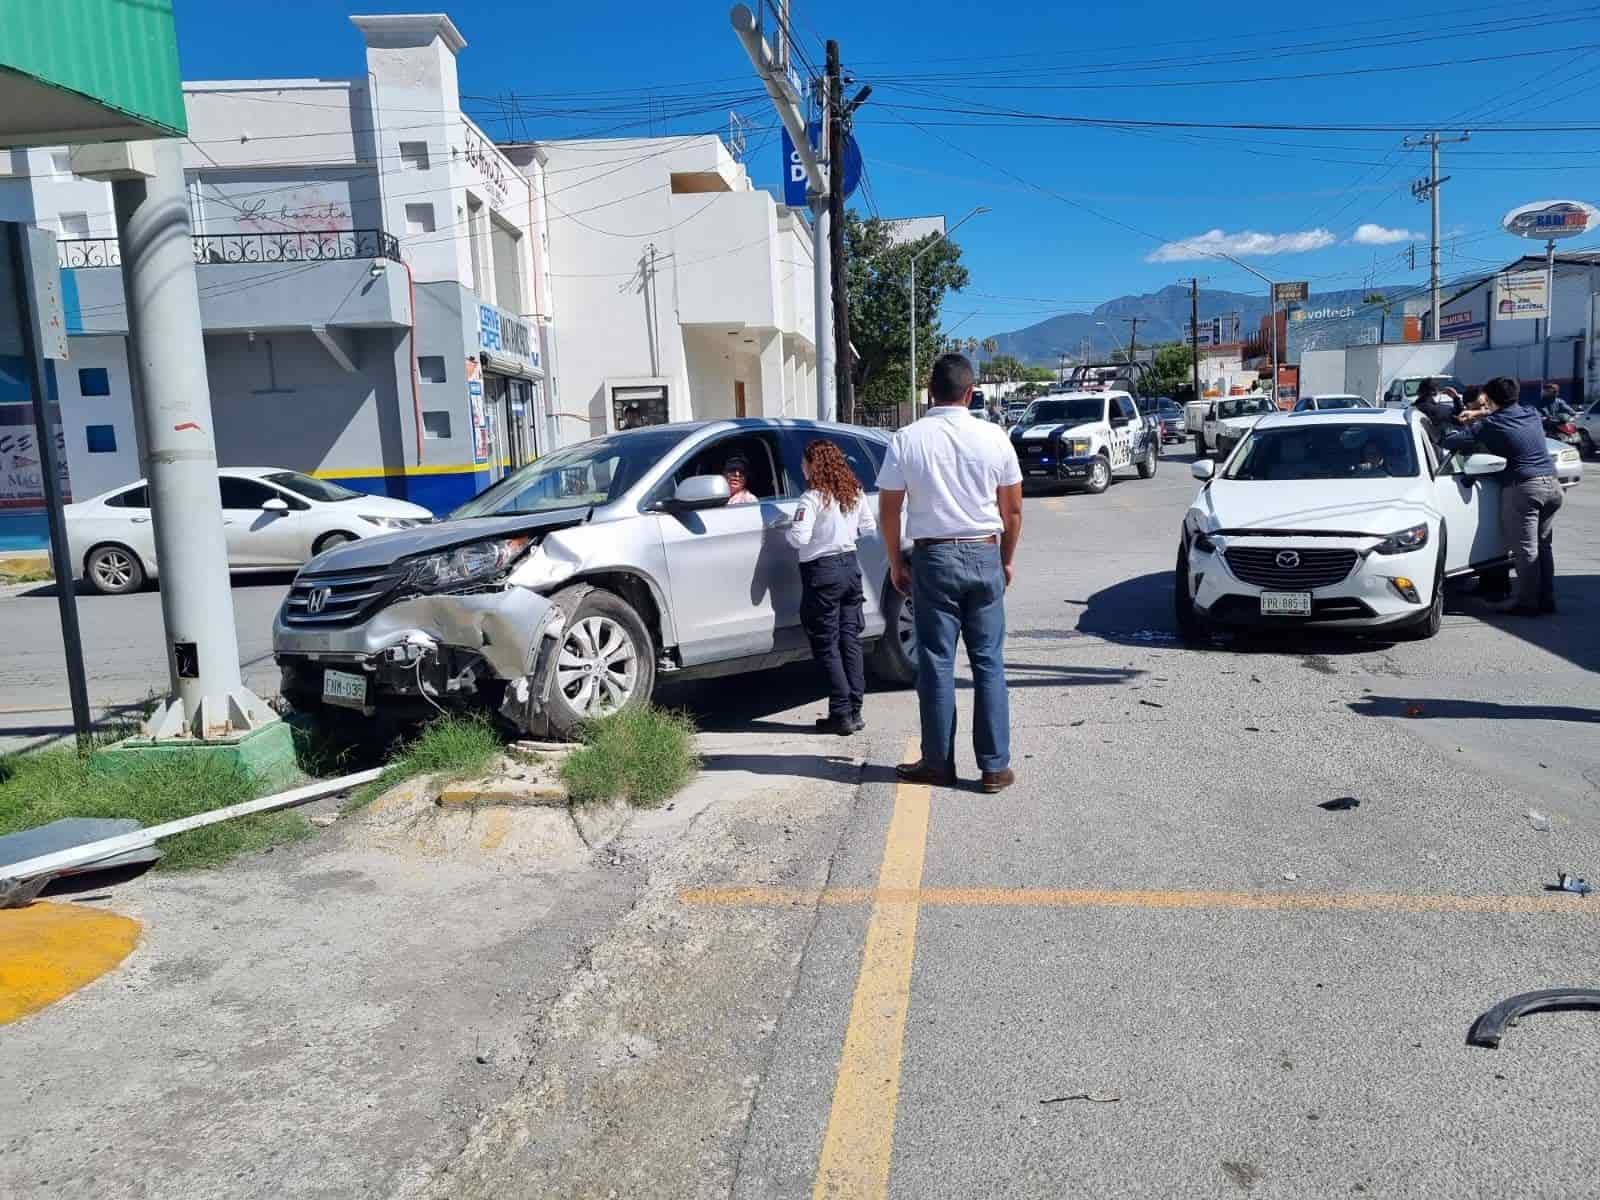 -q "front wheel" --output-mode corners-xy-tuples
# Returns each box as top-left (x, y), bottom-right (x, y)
(1394, 545), (1446, 640)
(1084, 454), (1112, 494)
(542, 585), (656, 739)
(314, 530), (356, 555)
(1174, 540), (1206, 642)
(1137, 442), (1159, 479)
(867, 583), (917, 685)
